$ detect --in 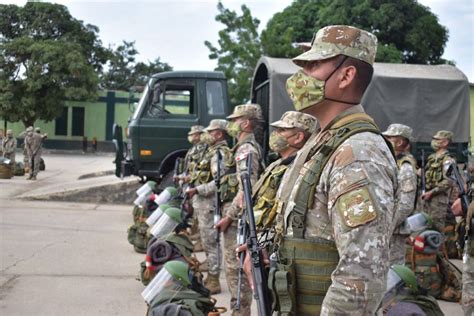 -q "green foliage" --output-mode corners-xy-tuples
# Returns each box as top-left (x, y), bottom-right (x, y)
(204, 1), (262, 105)
(100, 41), (173, 90)
(0, 2), (109, 127)
(261, 0), (448, 64)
